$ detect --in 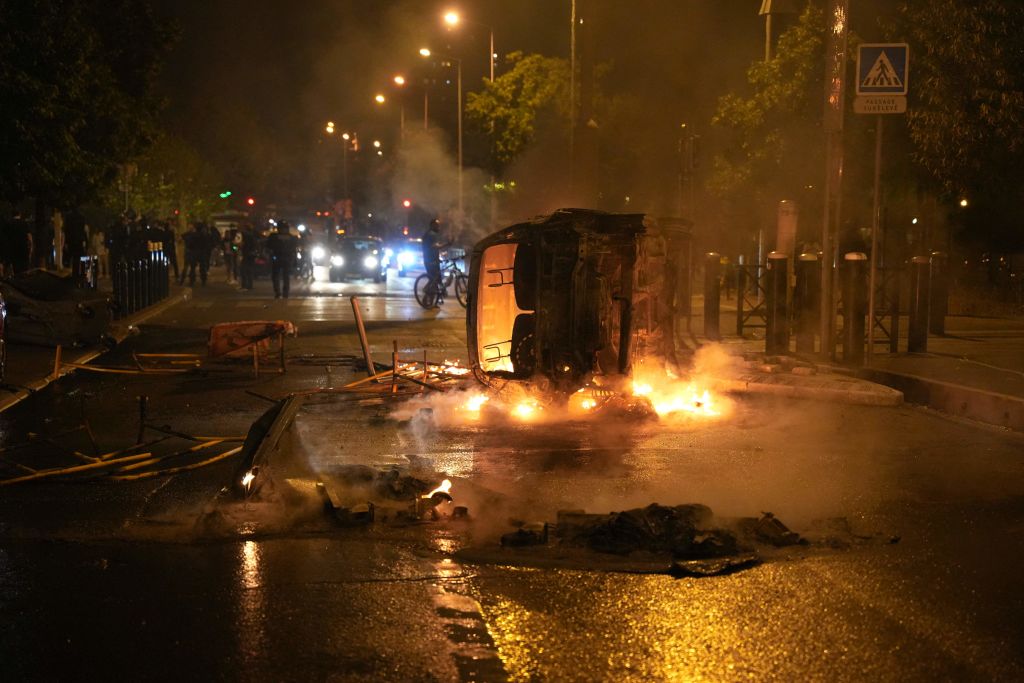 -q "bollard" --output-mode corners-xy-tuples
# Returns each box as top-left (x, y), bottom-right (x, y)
(703, 252), (721, 341)
(794, 253), (820, 354)
(842, 252), (867, 366)
(765, 252), (790, 354)
(908, 255), (931, 352)
(888, 269), (901, 353)
(112, 261), (125, 319)
(735, 266), (746, 336)
(139, 256), (151, 309)
(929, 251), (948, 336)
(125, 260), (138, 315)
